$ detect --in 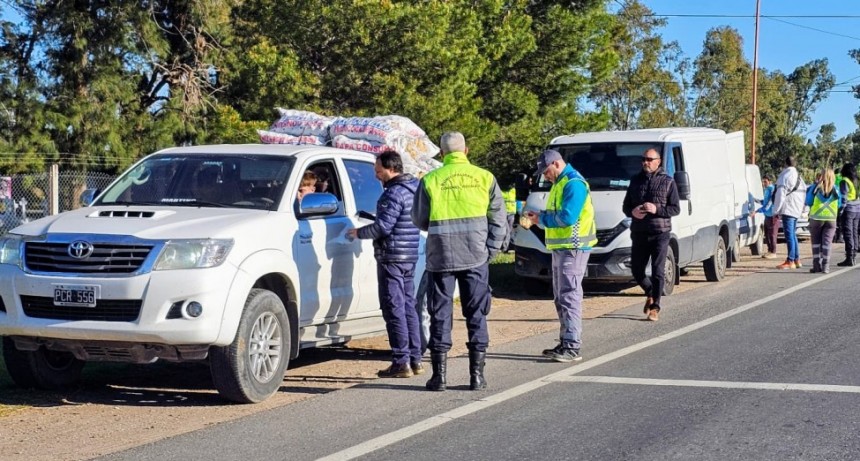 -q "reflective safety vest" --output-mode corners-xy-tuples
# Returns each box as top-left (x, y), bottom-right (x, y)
(841, 178), (857, 201)
(545, 172), (597, 250)
(502, 187), (517, 213)
(809, 188), (839, 221)
(423, 151), (495, 235)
